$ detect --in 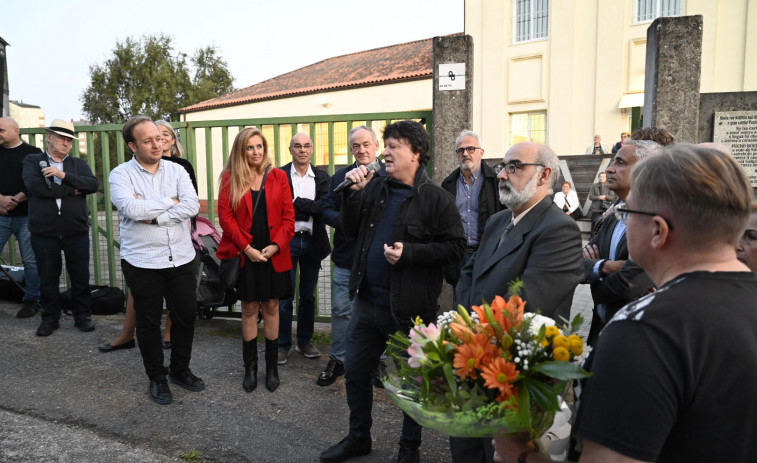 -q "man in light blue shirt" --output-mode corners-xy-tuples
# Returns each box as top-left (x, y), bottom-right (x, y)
(110, 116), (201, 405)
